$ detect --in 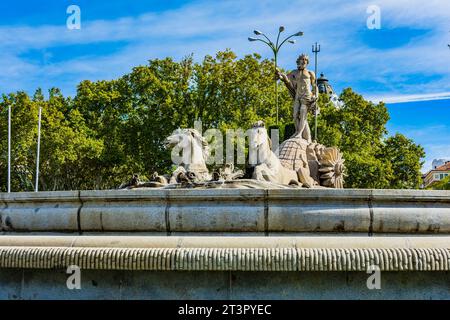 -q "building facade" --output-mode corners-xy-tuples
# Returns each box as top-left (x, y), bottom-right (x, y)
(423, 160), (450, 188)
